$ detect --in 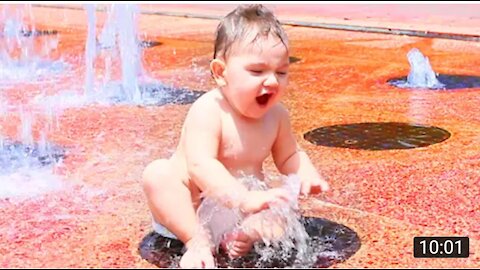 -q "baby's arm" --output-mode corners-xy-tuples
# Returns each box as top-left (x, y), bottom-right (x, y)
(271, 105), (329, 195)
(183, 99), (290, 212)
